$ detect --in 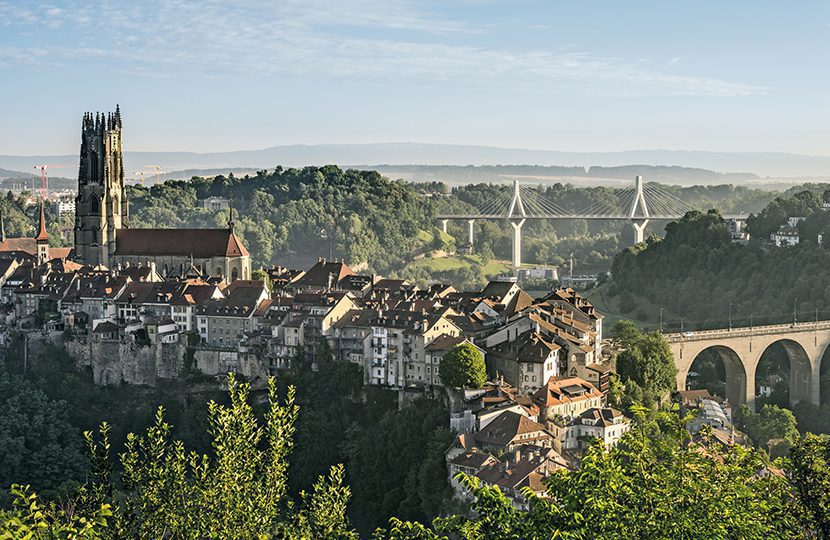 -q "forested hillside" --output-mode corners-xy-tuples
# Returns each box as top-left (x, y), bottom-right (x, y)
(607, 188), (830, 330)
(121, 166), (779, 287)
